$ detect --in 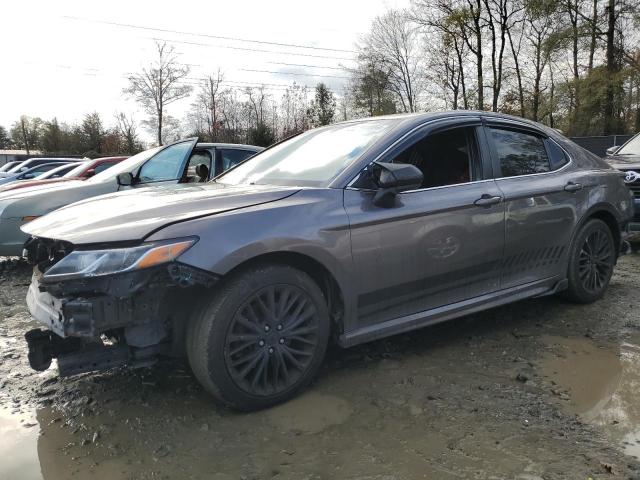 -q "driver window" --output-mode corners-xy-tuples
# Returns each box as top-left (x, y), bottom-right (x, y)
(138, 142), (192, 183)
(391, 127), (476, 189)
(185, 151), (213, 182)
